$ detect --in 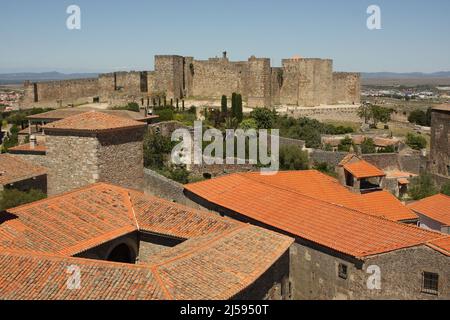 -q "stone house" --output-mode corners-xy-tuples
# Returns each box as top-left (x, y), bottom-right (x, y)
(184, 171), (449, 299)
(0, 154), (47, 194)
(0, 183), (293, 300)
